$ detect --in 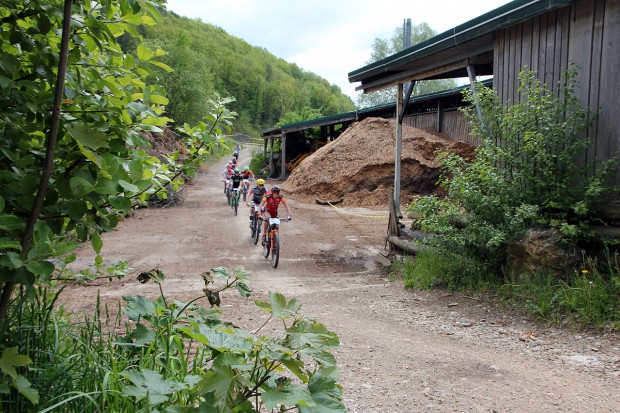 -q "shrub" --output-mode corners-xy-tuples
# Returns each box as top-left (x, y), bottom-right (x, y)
(408, 69), (616, 279)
